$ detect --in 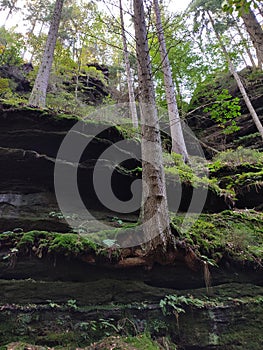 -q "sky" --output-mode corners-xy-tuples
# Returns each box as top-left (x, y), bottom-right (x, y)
(1, 0), (193, 30)
(166, 0), (192, 12)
